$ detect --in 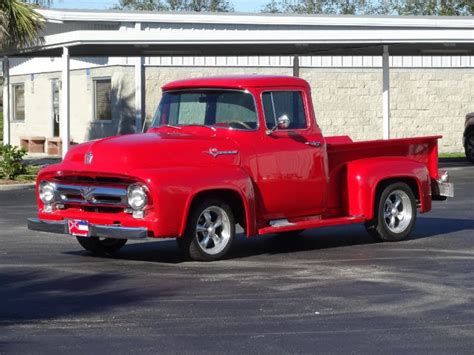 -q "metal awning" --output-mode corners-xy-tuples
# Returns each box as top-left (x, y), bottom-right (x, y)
(2, 9), (474, 156)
